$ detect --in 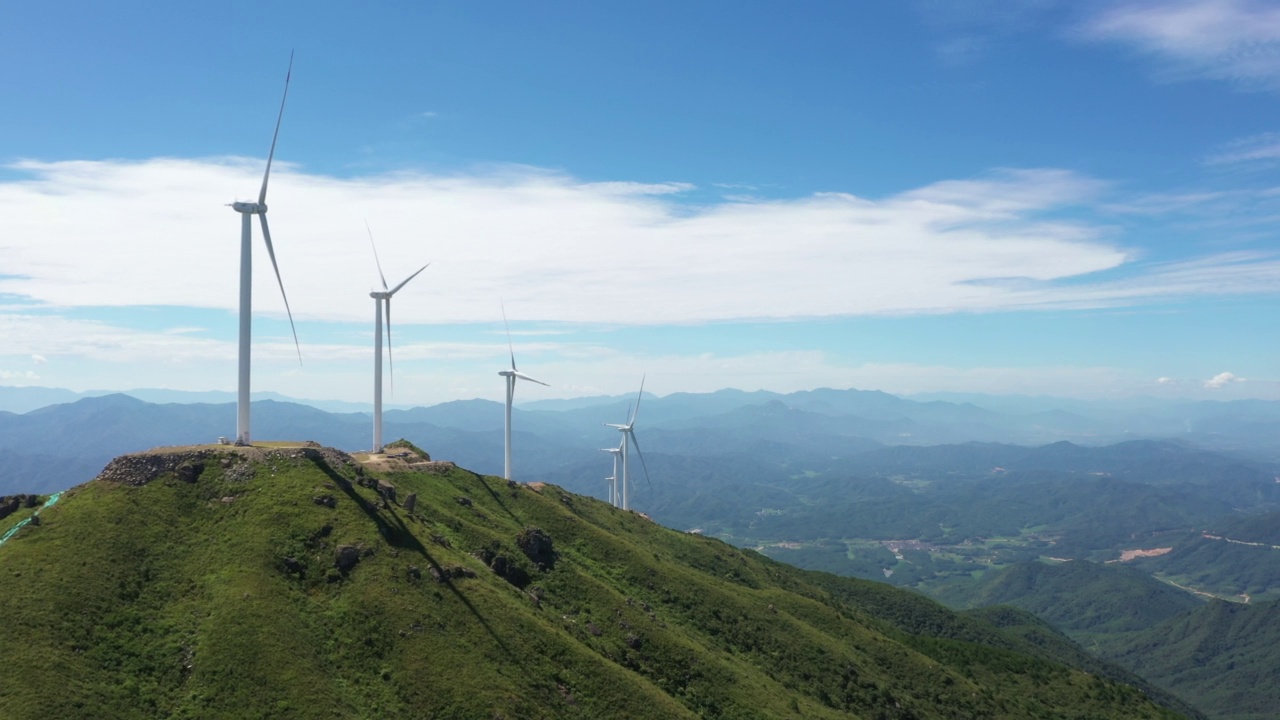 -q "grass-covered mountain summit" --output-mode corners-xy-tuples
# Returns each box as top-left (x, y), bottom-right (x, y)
(0, 441), (1191, 719)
